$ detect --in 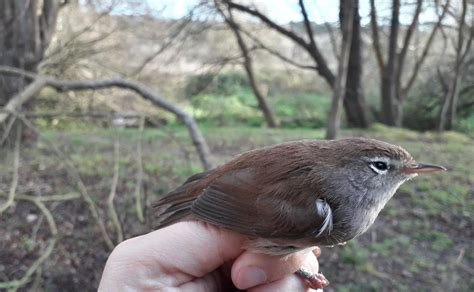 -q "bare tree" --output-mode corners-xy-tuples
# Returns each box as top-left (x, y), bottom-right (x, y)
(438, 0), (473, 131)
(0, 0), (63, 144)
(370, 0), (451, 126)
(326, 0), (354, 139)
(0, 0), (62, 106)
(221, 0), (371, 128)
(216, 2), (279, 127)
